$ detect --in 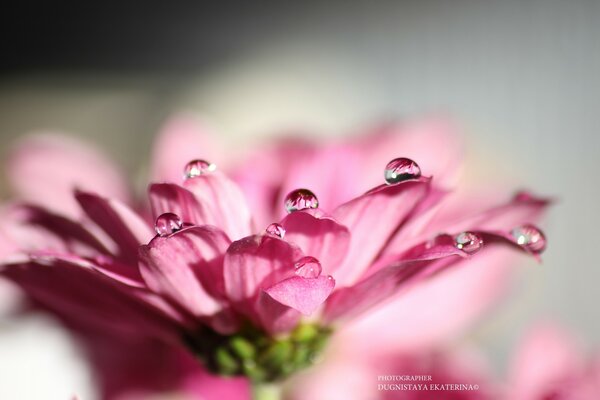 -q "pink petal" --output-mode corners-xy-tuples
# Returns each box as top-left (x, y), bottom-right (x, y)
(150, 114), (223, 183)
(264, 275), (335, 315)
(256, 291), (302, 335)
(183, 172), (253, 240)
(148, 183), (209, 224)
(6, 134), (130, 217)
(76, 192), (154, 264)
(280, 210), (350, 274)
(0, 254), (179, 341)
(139, 226), (231, 321)
(332, 179), (431, 287)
